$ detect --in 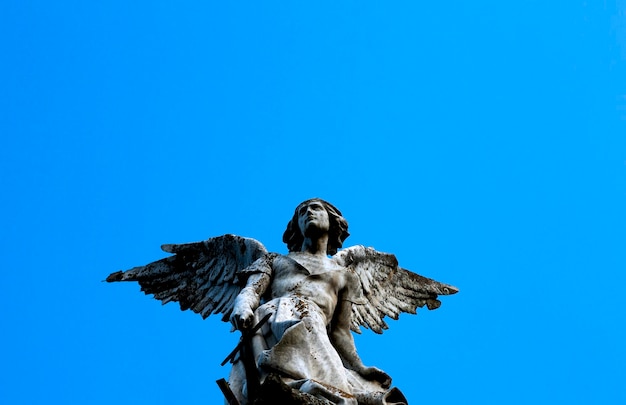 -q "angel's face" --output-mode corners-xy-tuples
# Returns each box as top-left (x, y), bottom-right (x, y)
(297, 201), (330, 237)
